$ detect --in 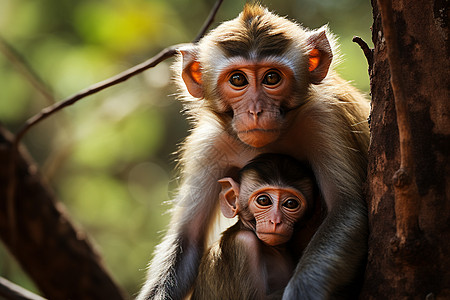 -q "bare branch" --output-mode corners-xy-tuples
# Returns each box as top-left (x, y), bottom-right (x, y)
(352, 36), (373, 71)
(13, 0), (225, 147)
(194, 0), (225, 43)
(6, 44), (182, 242)
(12, 44), (184, 147)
